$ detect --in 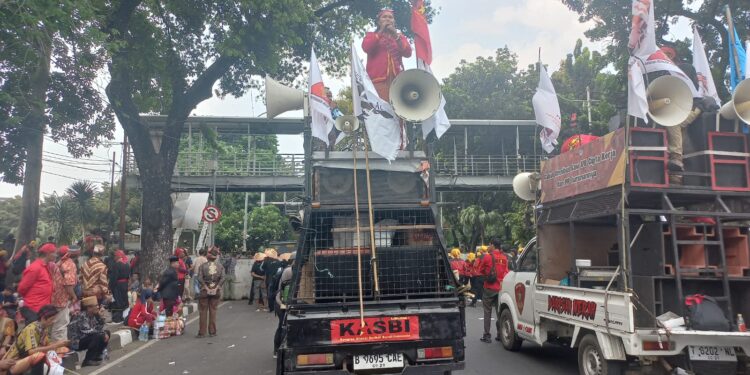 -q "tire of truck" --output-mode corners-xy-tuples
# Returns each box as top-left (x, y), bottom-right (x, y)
(499, 308), (523, 351)
(577, 334), (624, 375)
